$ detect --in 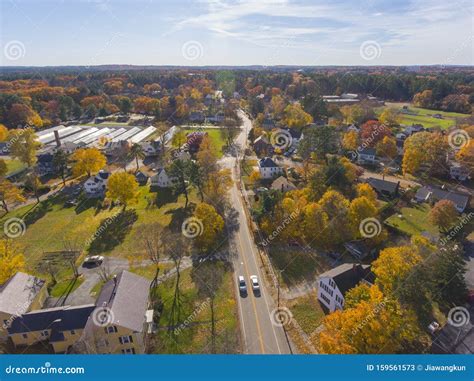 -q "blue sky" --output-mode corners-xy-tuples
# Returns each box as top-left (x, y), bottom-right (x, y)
(1, 0), (473, 66)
